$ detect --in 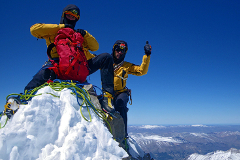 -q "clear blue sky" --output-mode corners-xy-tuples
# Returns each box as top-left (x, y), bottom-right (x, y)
(0, 0), (239, 125)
